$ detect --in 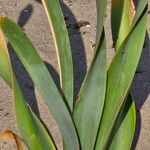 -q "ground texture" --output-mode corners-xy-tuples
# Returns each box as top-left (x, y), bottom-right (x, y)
(0, 0), (149, 149)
